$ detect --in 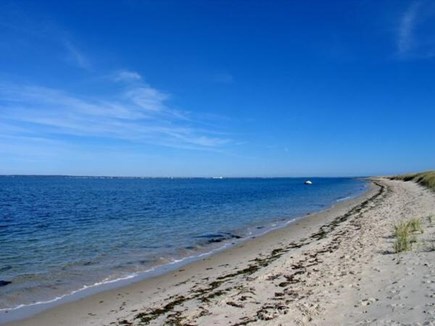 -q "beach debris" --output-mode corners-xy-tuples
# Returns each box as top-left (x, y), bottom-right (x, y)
(227, 301), (244, 308)
(257, 303), (289, 320)
(360, 298), (377, 306)
(0, 280), (11, 287)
